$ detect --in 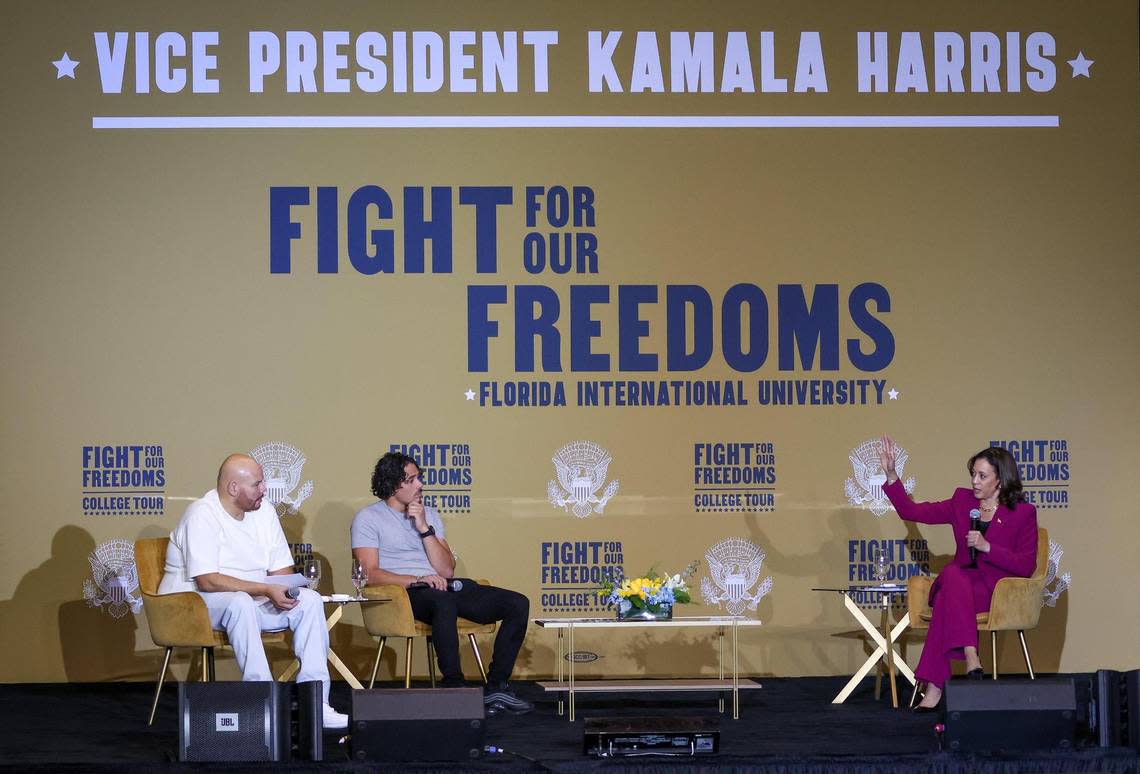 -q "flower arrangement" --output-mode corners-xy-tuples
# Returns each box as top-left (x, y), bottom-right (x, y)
(600, 560), (700, 620)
